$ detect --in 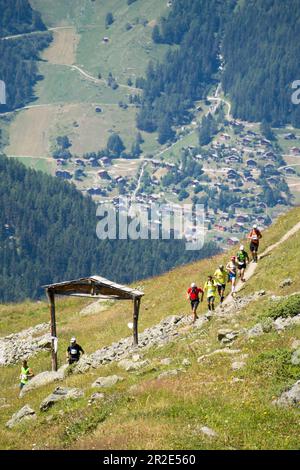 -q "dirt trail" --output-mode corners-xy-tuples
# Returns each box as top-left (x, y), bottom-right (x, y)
(221, 220), (300, 308)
